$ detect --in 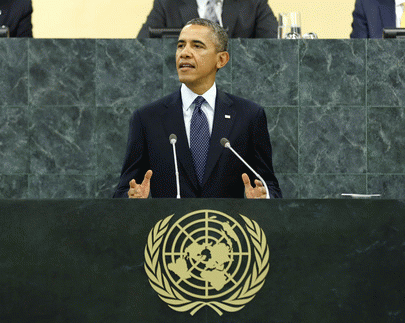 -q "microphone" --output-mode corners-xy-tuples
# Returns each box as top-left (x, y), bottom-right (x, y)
(169, 134), (181, 199)
(220, 138), (270, 199)
(169, 134), (177, 145)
